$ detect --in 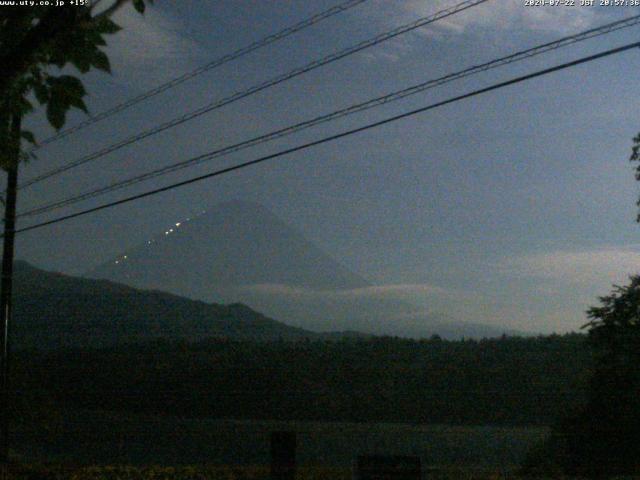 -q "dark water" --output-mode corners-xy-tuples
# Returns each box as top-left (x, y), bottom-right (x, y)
(13, 411), (548, 468)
